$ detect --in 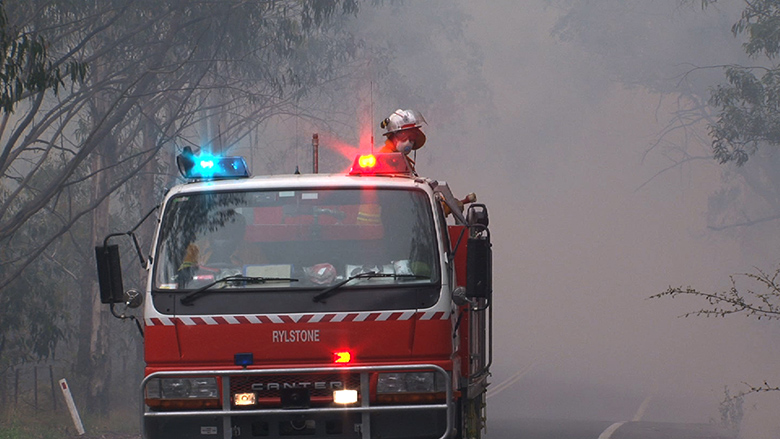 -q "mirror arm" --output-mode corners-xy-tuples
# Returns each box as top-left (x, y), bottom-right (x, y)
(128, 205), (159, 265)
(102, 205), (159, 266)
(130, 233), (145, 266)
(130, 204), (160, 234)
(109, 303), (144, 337)
(102, 232), (126, 248)
(450, 226), (467, 261)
